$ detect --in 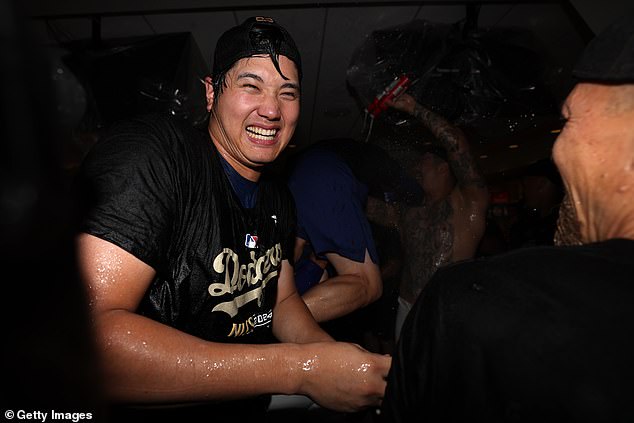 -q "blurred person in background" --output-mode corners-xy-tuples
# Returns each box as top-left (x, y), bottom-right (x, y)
(387, 93), (489, 340)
